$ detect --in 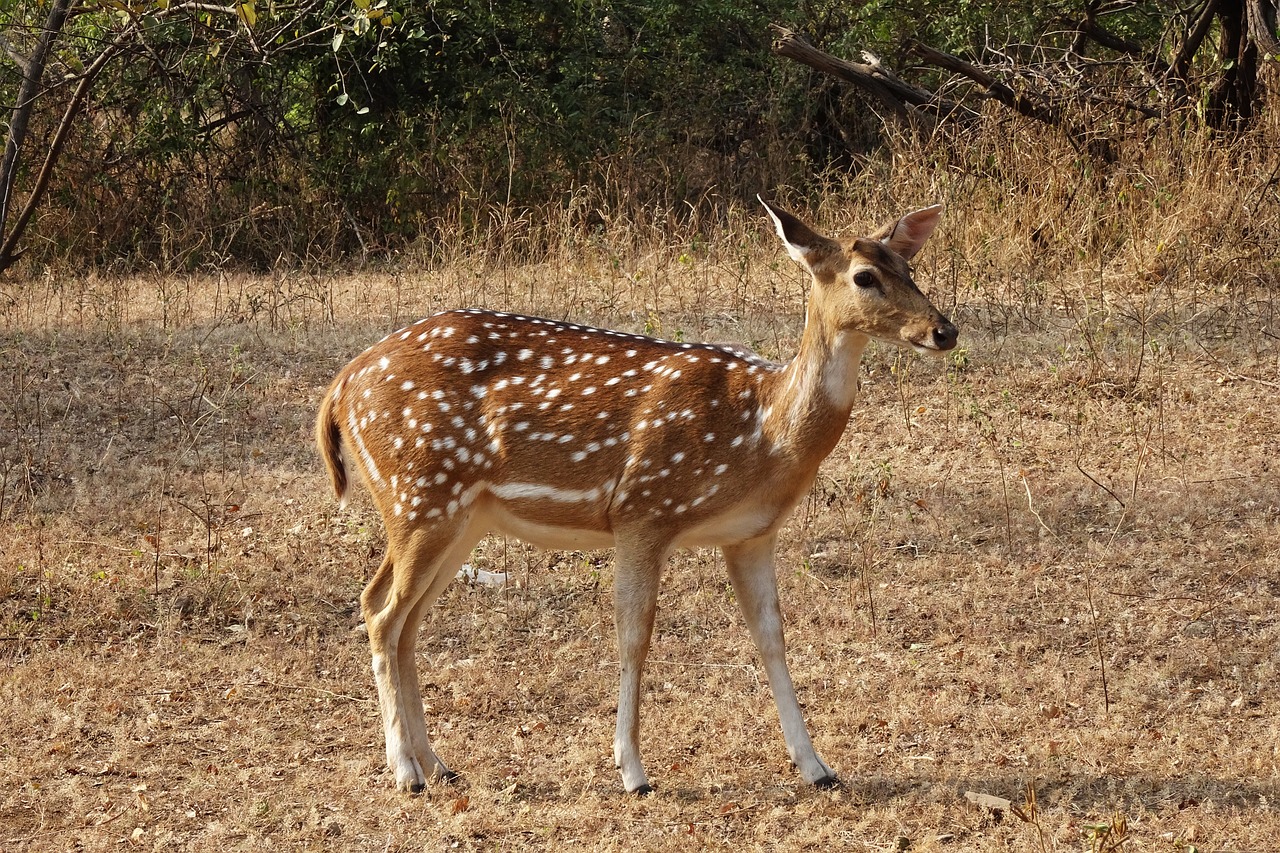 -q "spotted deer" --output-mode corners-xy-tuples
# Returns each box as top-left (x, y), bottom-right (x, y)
(316, 199), (959, 794)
